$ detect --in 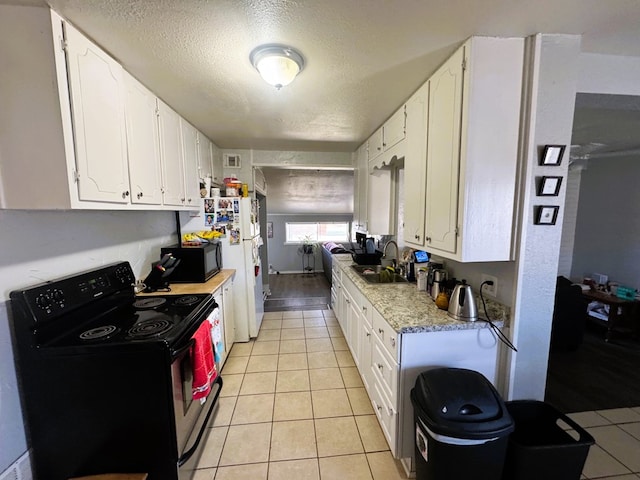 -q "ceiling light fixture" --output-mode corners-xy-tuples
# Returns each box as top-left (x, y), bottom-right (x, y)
(250, 44), (305, 89)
